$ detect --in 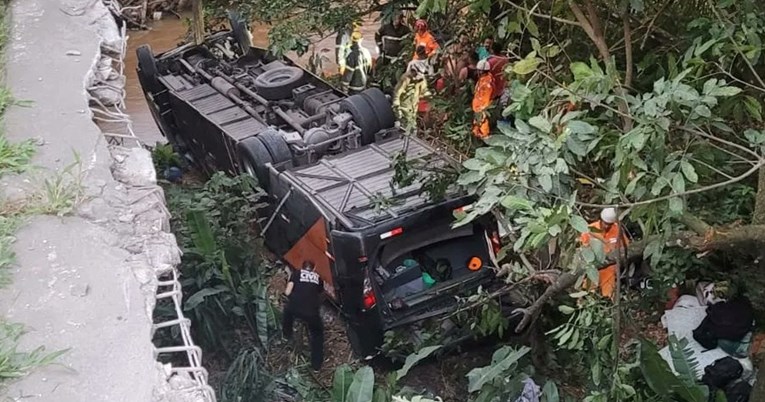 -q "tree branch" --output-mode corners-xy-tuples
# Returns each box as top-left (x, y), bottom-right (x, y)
(754, 167), (765, 225)
(622, 2), (634, 88)
(502, 0), (581, 27)
(639, 0), (672, 50)
(568, 0), (610, 61)
(678, 213), (711, 235)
